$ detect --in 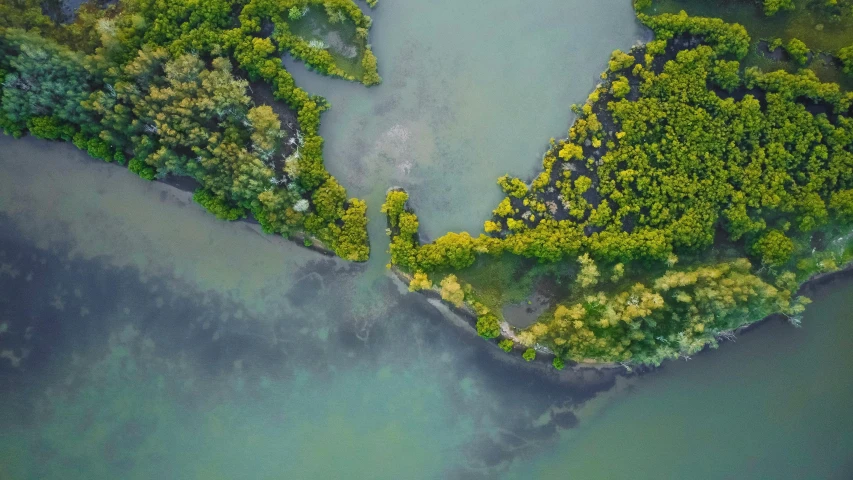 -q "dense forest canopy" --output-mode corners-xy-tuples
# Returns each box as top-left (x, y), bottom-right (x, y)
(384, 10), (853, 366)
(0, 0), (379, 260)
